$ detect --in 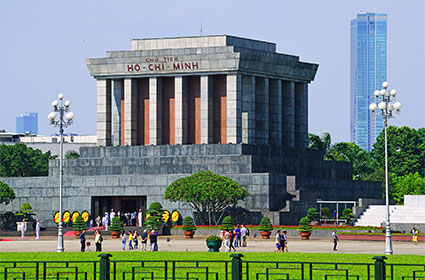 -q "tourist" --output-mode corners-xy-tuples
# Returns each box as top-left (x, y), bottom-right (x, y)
(282, 231), (288, 252)
(21, 219), (26, 238)
(223, 230), (230, 252)
(96, 216), (102, 228)
(229, 230), (236, 252)
(104, 212), (110, 231)
(411, 227), (419, 245)
(133, 230), (139, 249)
(110, 209), (116, 221)
(35, 219), (40, 239)
(131, 211), (137, 226)
(94, 229), (103, 252)
(124, 212), (129, 226)
(332, 230), (338, 251)
(79, 229), (86, 252)
(89, 219), (94, 230)
(128, 230), (134, 250)
(275, 230), (282, 252)
(150, 229), (158, 251)
(141, 229), (148, 251)
(121, 230), (126, 250)
(234, 225), (241, 247)
(240, 225), (248, 247)
(138, 209), (143, 227)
